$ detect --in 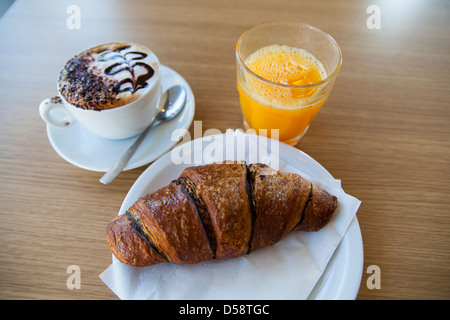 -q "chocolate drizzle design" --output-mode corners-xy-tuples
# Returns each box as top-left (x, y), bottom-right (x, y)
(58, 43), (155, 111)
(97, 45), (154, 95)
